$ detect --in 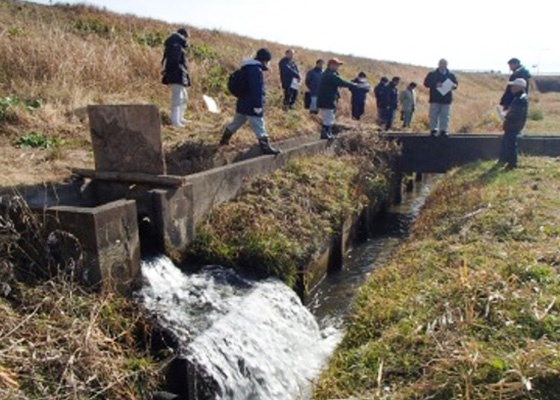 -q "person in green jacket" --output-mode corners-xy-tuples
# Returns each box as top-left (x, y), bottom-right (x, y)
(317, 58), (358, 140)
